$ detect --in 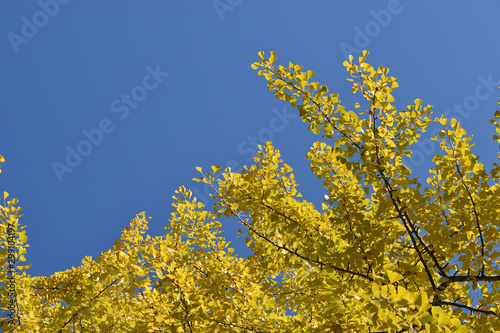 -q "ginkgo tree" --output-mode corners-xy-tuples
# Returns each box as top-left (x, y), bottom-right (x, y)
(1, 50), (500, 332)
